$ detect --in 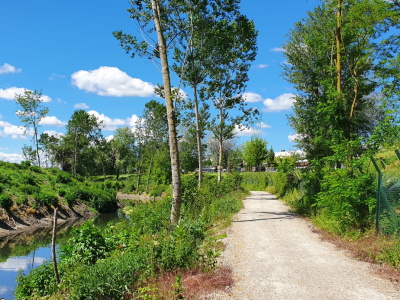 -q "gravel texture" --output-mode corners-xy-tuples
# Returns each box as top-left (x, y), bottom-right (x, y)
(206, 191), (400, 300)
